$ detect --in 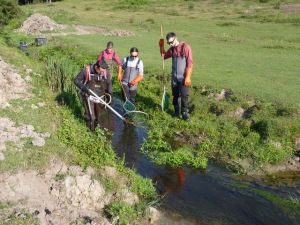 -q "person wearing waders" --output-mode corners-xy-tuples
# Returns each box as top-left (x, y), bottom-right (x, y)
(159, 32), (193, 120)
(98, 41), (122, 99)
(117, 47), (144, 104)
(74, 60), (109, 131)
